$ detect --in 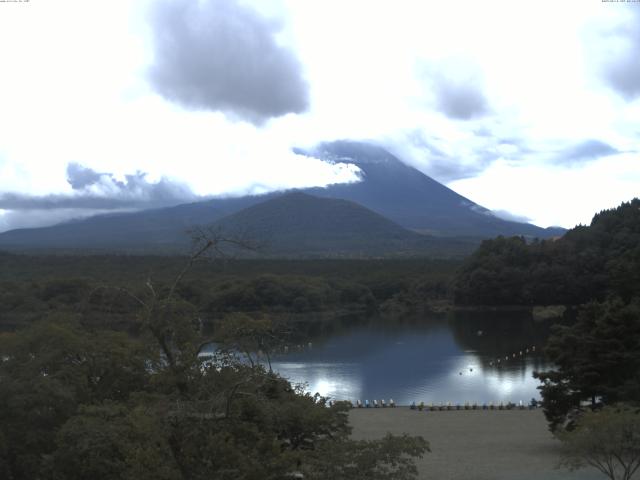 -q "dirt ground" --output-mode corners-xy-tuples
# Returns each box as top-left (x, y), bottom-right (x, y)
(349, 408), (610, 480)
